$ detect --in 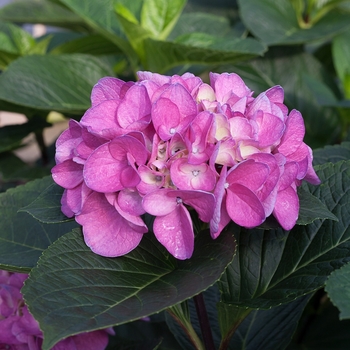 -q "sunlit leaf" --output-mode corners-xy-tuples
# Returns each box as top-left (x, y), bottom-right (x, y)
(0, 54), (113, 114)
